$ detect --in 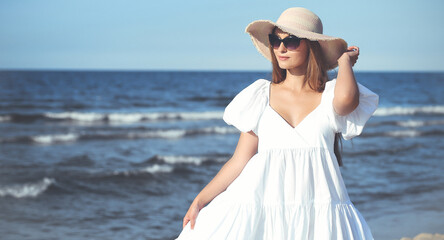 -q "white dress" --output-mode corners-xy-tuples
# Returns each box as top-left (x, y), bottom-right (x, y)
(176, 78), (379, 240)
